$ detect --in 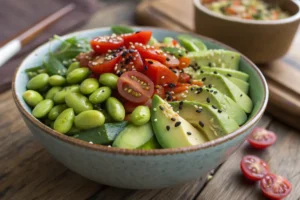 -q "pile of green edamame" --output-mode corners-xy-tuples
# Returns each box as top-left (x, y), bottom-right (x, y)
(23, 62), (151, 135)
